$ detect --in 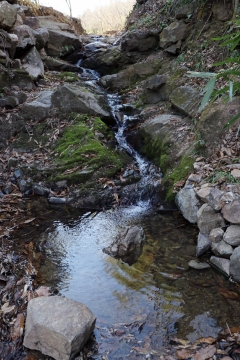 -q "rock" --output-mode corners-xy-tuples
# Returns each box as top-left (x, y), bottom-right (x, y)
(209, 228), (224, 243)
(188, 260), (210, 269)
(231, 169), (240, 180)
(51, 84), (110, 120)
(48, 197), (72, 204)
(0, 1), (17, 29)
(223, 225), (240, 247)
(230, 246), (240, 282)
(23, 296), (96, 360)
(32, 184), (49, 196)
(212, 240), (233, 258)
(33, 27), (49, 50)
(19, 90), (53, 121)
(210, 256), (230, 277)
(222, 200), (240, 224)
(197, 203), (225, 235)
(12, 24), (35, 50)
(1, 69), (36, 90)
(44, 56), (80, 72)
(144, 75), (168, 91)
(221, 191), (236, 204)
(196, 232), (211, 257)
(103, 226), (145, 265)
(196, 187), (211, 202)
(121, 30), (159, 52)
(175, 187), (199, 223)
(170, 86), (201, 118)
(21, 46), (44, 79)
(212, 3), (233, 21)
(159, 20), (190, 48)
(187, 173), (202, 183)
(38, 15), (74, 32)
(208, 187), (224, 211)
(23, 16), (40, 29)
